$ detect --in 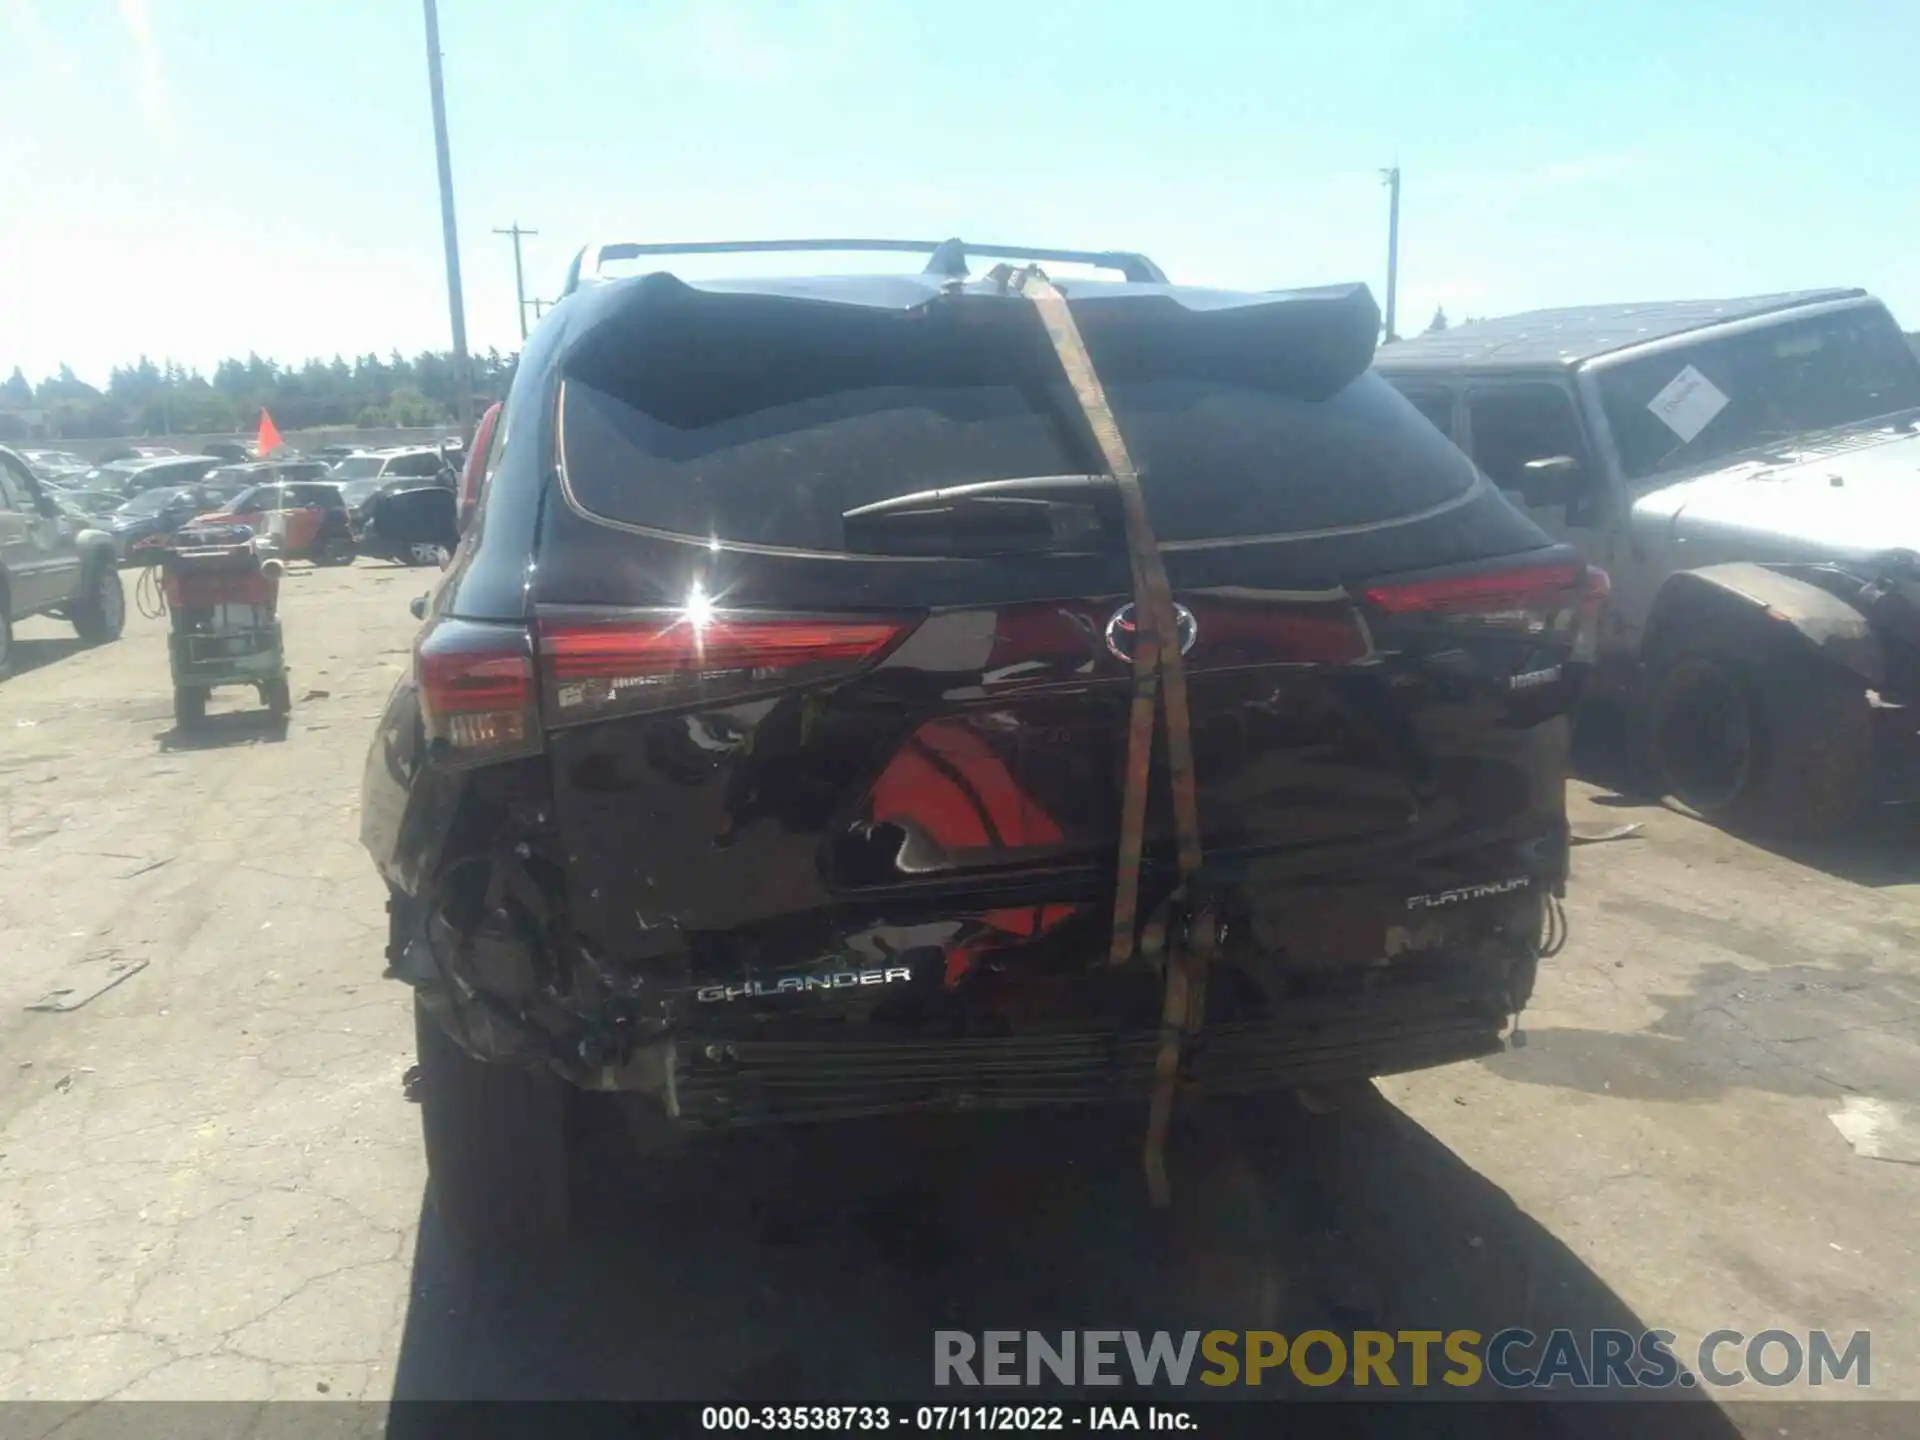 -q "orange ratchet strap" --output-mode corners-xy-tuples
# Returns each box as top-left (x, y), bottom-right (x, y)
(1012, 268), (1213, 1207)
